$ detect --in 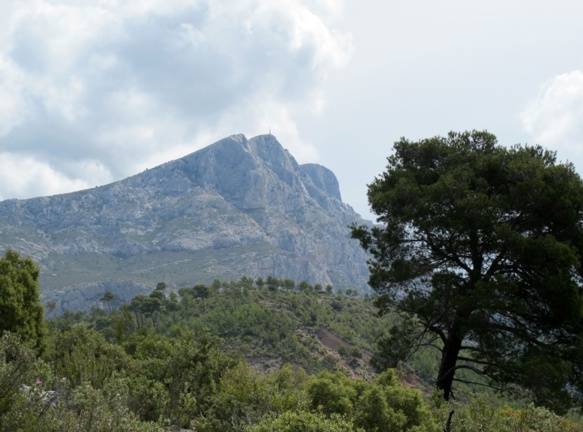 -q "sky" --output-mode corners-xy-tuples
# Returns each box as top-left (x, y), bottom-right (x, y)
(1, 0), (583, 220)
